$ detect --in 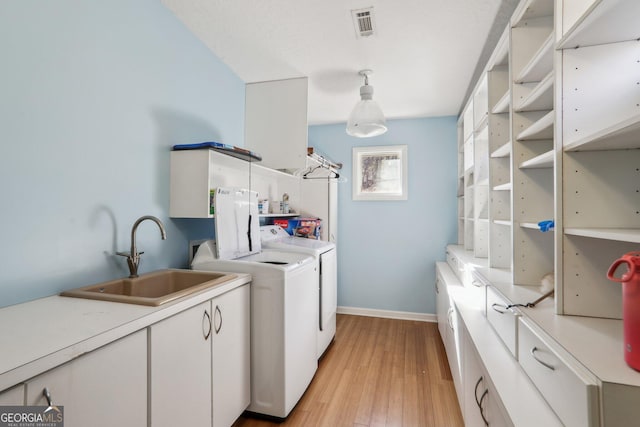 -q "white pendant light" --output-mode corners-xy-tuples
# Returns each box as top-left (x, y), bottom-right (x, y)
(346, 69), (387, 138)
